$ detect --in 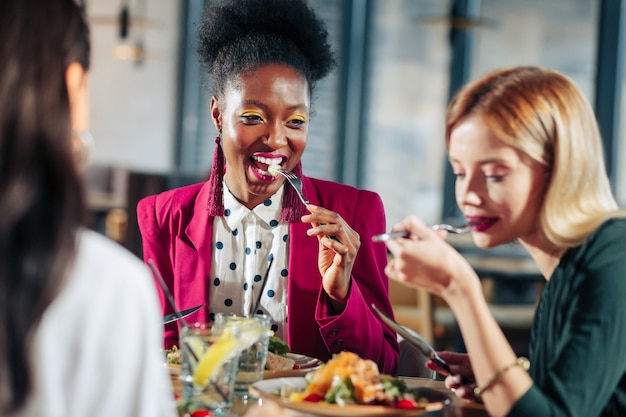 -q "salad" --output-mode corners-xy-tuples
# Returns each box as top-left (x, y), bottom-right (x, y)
(287, 351), (431, 409)
(268, 335), (290, 356)
(165, 345), (181, 364)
